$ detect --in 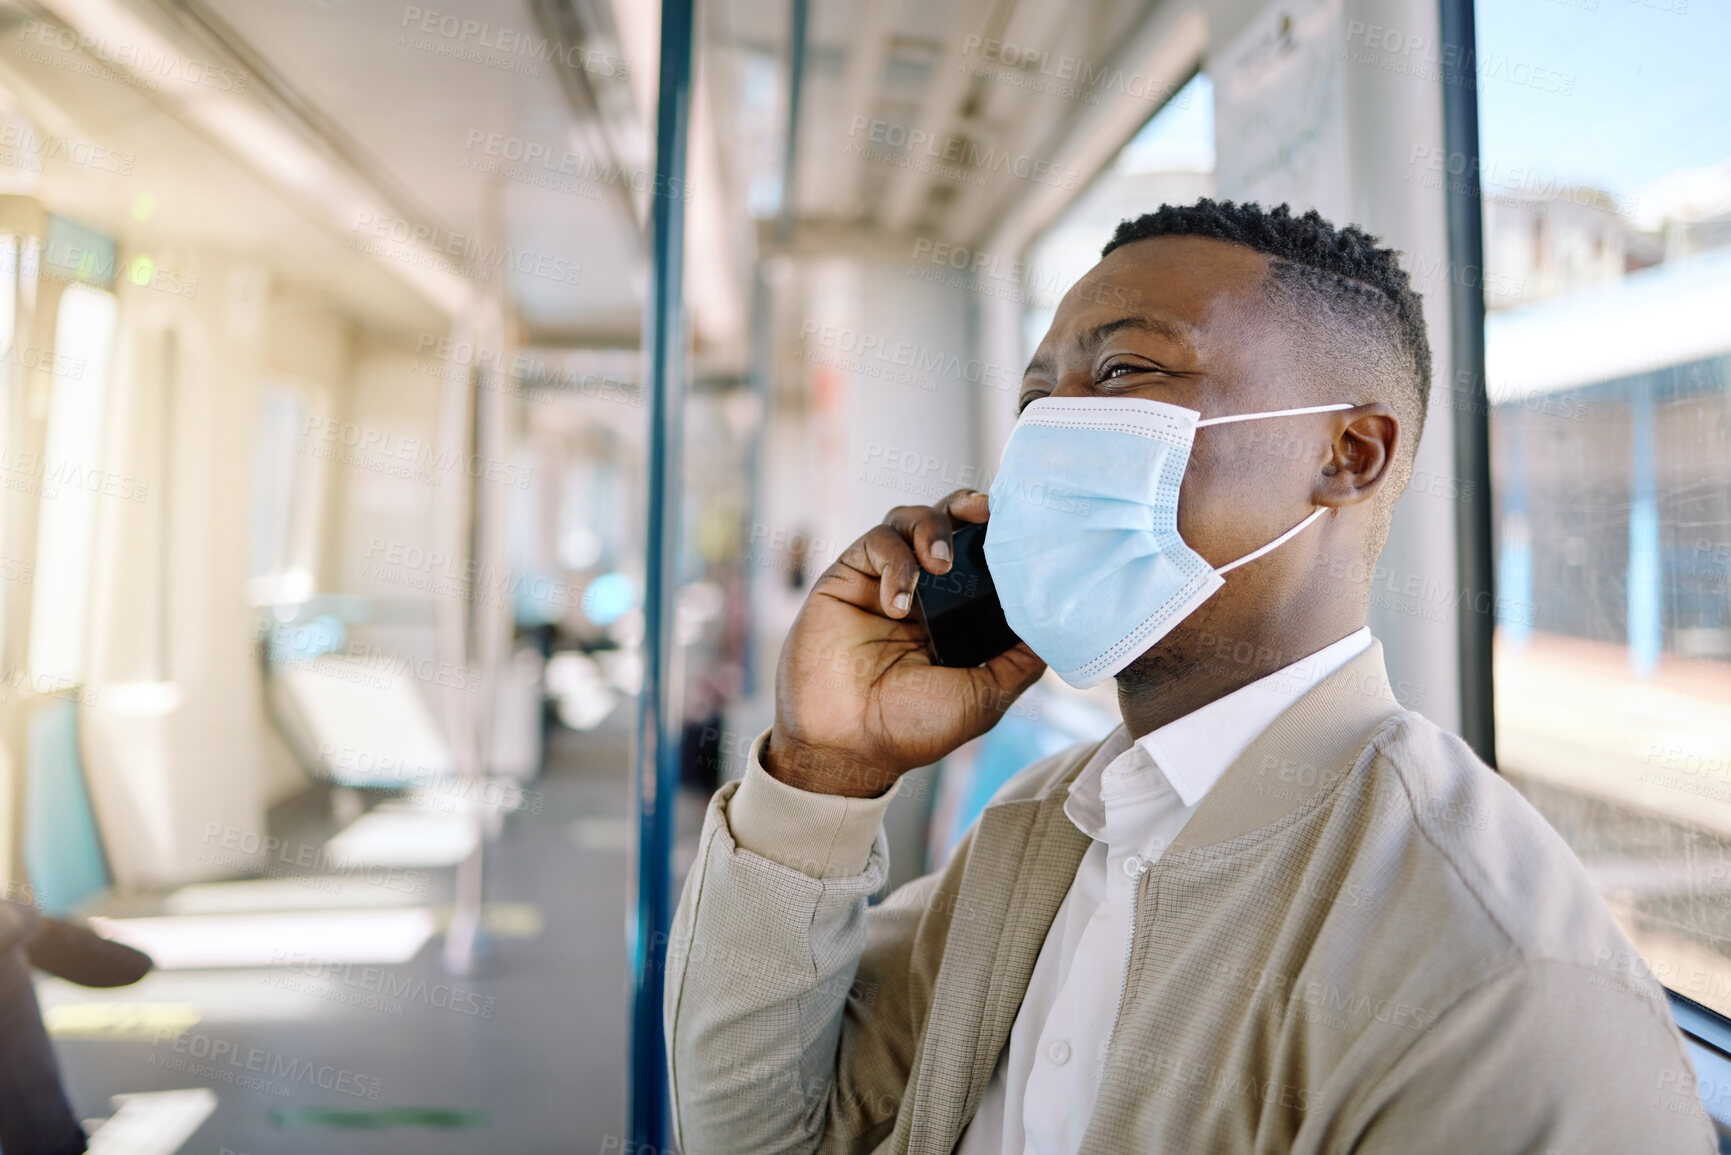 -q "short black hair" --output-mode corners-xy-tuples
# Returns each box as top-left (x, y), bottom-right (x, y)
(1102, 199), (1432, 503)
